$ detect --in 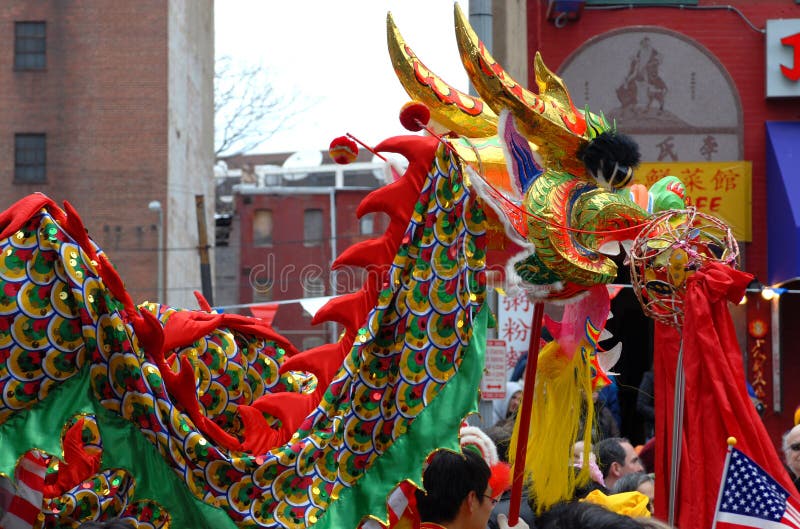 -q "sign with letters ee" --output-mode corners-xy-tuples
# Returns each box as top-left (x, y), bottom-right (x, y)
(637, 161), (752, 241)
